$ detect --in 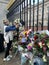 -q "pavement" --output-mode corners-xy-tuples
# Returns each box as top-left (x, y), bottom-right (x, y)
(0, 52), (20, 65)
